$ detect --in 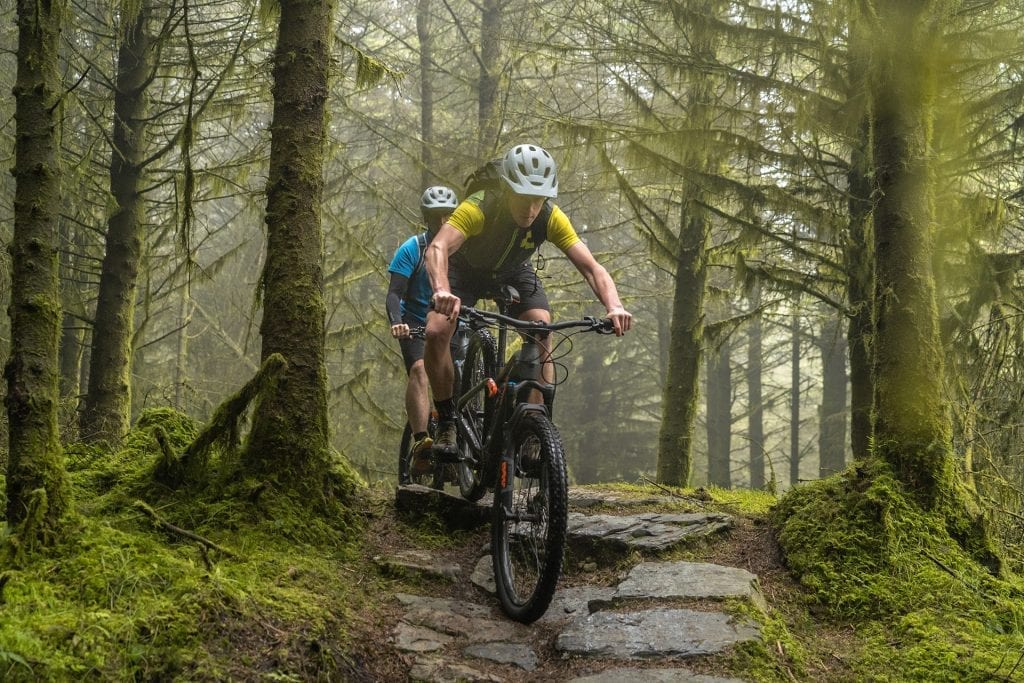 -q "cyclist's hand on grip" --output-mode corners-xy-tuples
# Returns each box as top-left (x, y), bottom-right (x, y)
(605, 306), (633, 337)
(431, 290), (461, 322)
(390, 323), (410, 339)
